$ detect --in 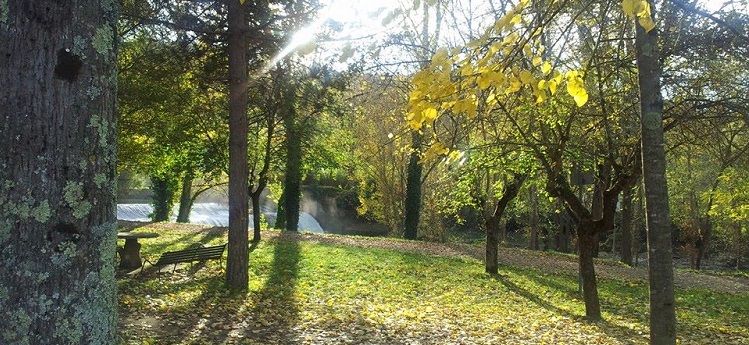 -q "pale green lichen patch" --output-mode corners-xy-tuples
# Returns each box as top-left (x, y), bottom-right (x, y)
(87, 115), (110, 149)
(0, 220), (10, 245)
(71, 36), (88, 58)
(2, 309), (31, 344)
(63, 181), (91, 219)
(94, 173), (107, 189)
(0, 0), (8, 27)
(92, 25), (114, 60)
(51, 242), (76, 267)
(31, 200), (51, 223)
(86, 85), (102, 100)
